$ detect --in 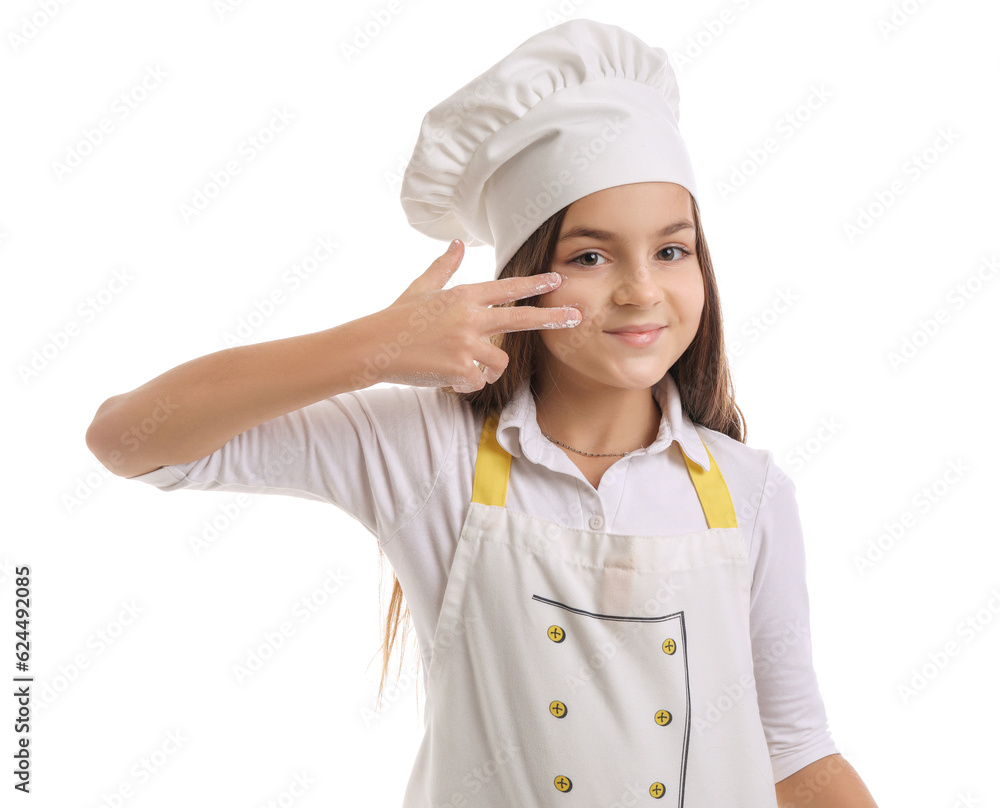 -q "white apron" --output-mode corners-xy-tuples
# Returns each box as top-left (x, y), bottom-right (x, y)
(401, 412), (778, 807)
